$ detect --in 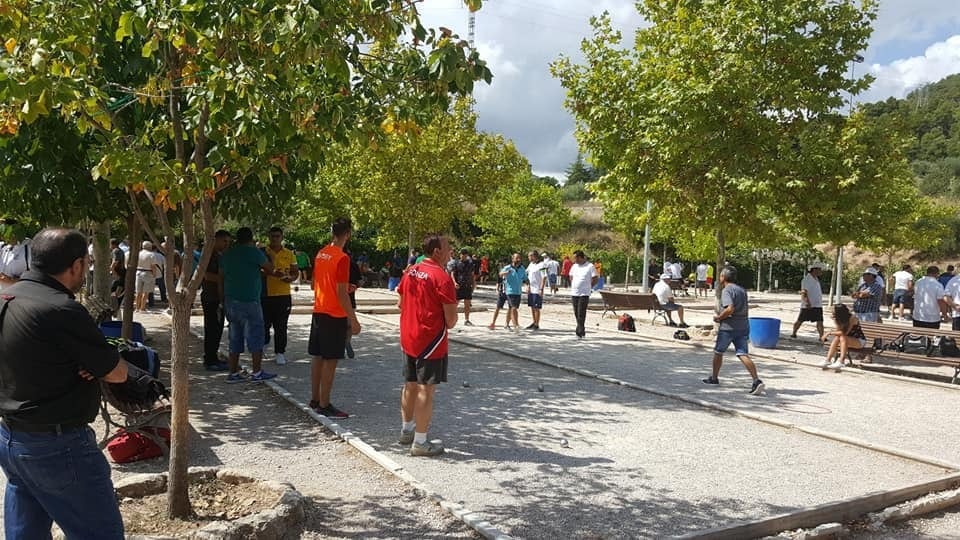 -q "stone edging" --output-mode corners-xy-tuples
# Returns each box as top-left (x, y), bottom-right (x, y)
(261, 379), (514, 540)
(114, 467), (305, 540)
